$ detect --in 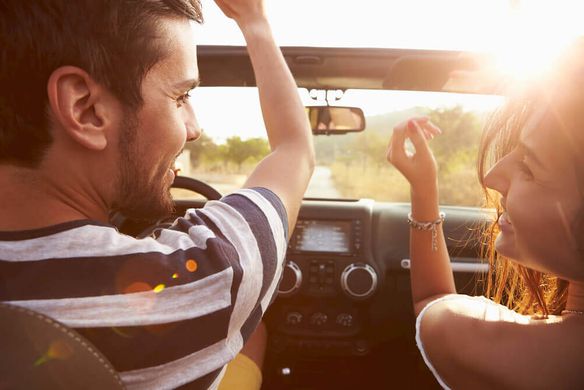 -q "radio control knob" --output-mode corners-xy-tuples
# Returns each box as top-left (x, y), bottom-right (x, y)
(278, 261), (303, 297)
(336, 313), (353, 327)
(286, 312), (303, 326)
(310, 312), (328, 326)
(340, 263), (378, 299)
